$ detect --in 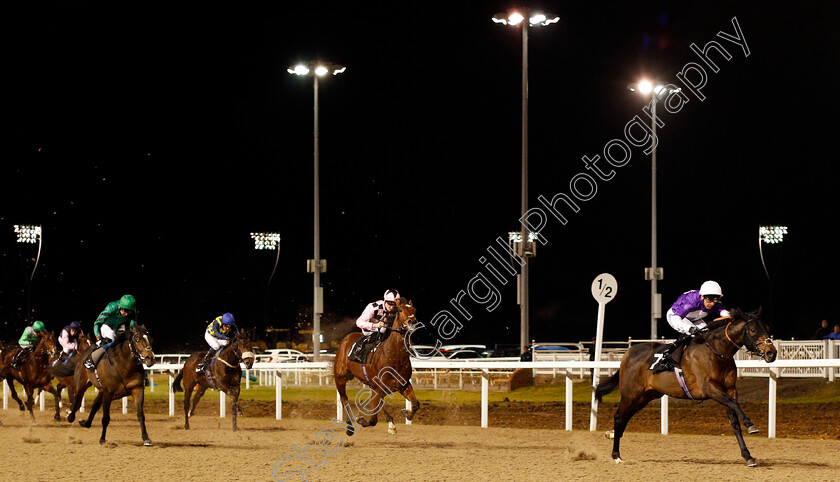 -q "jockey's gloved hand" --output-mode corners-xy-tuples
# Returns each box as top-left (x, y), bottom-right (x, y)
(688, 326), (700, 335)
